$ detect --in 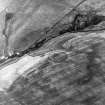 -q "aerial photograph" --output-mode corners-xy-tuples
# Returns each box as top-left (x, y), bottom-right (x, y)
(0, 0), (105, 105)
